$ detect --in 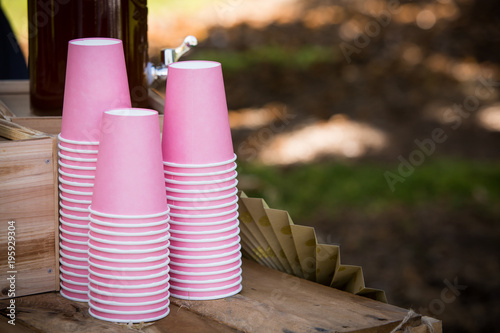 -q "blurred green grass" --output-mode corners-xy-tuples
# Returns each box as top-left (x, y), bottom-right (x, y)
(238, 158), (500, 222)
